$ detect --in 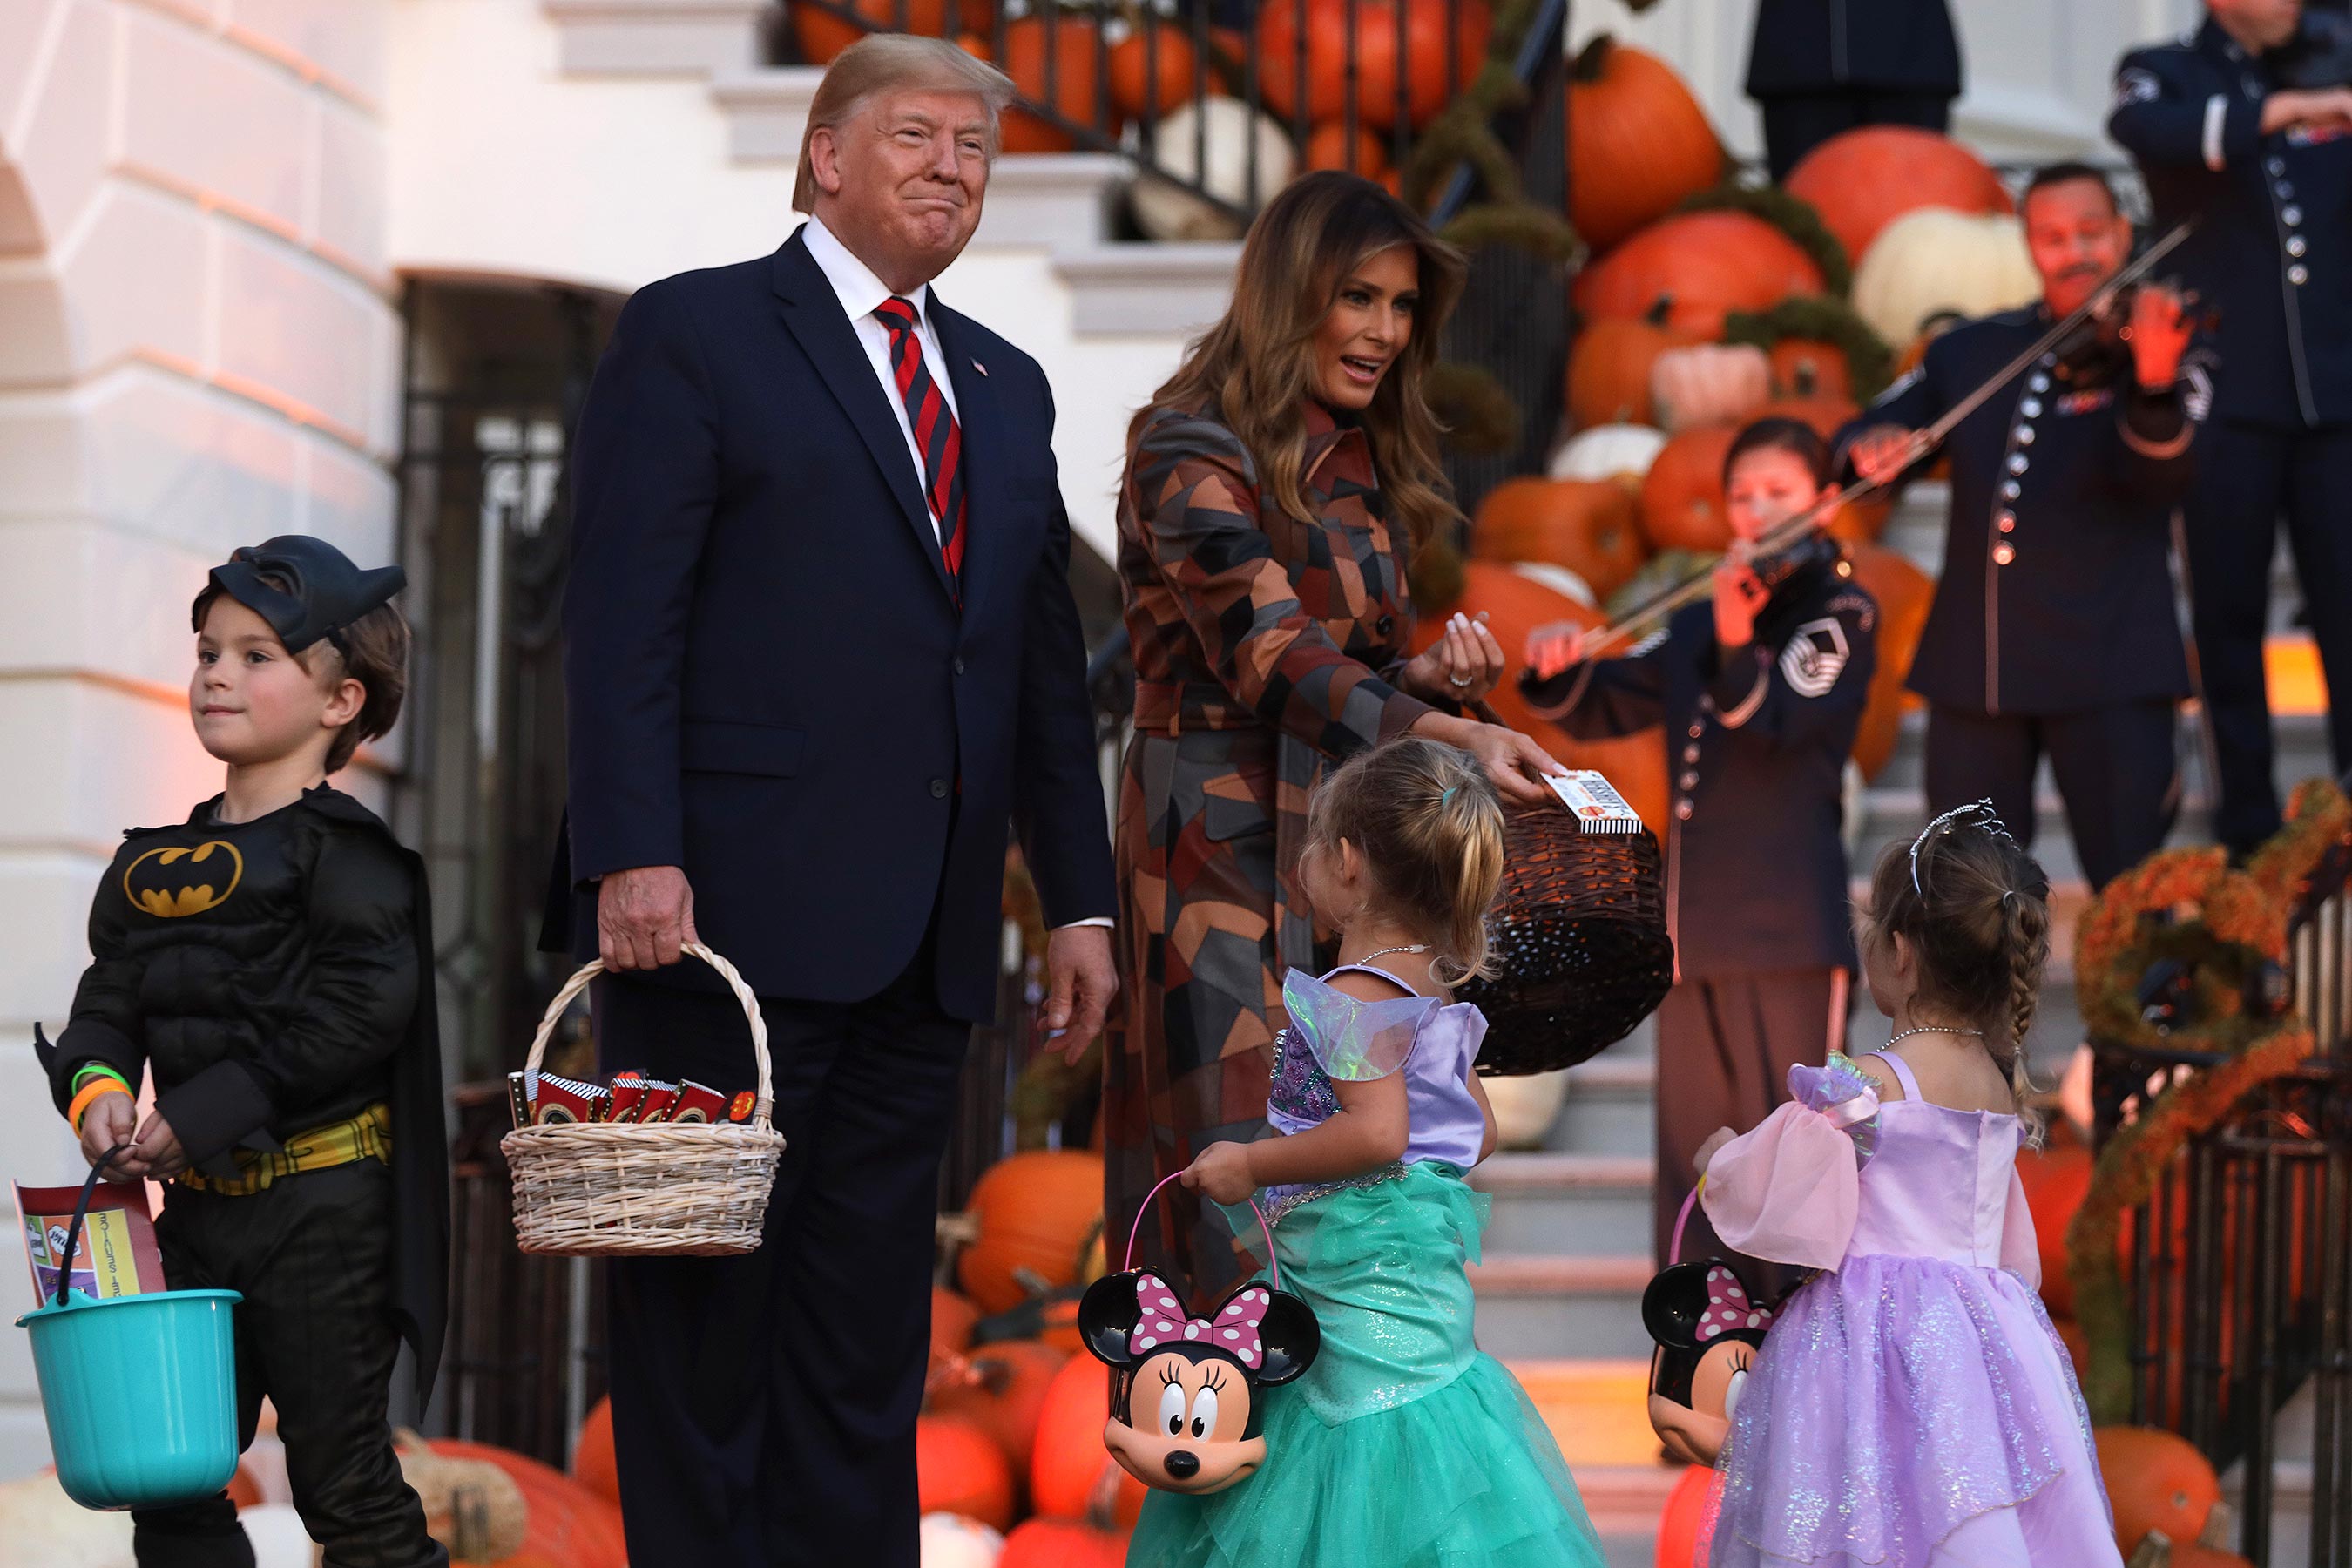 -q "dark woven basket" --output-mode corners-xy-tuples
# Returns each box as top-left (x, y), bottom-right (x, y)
(1461, 804), (1674, 1076)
